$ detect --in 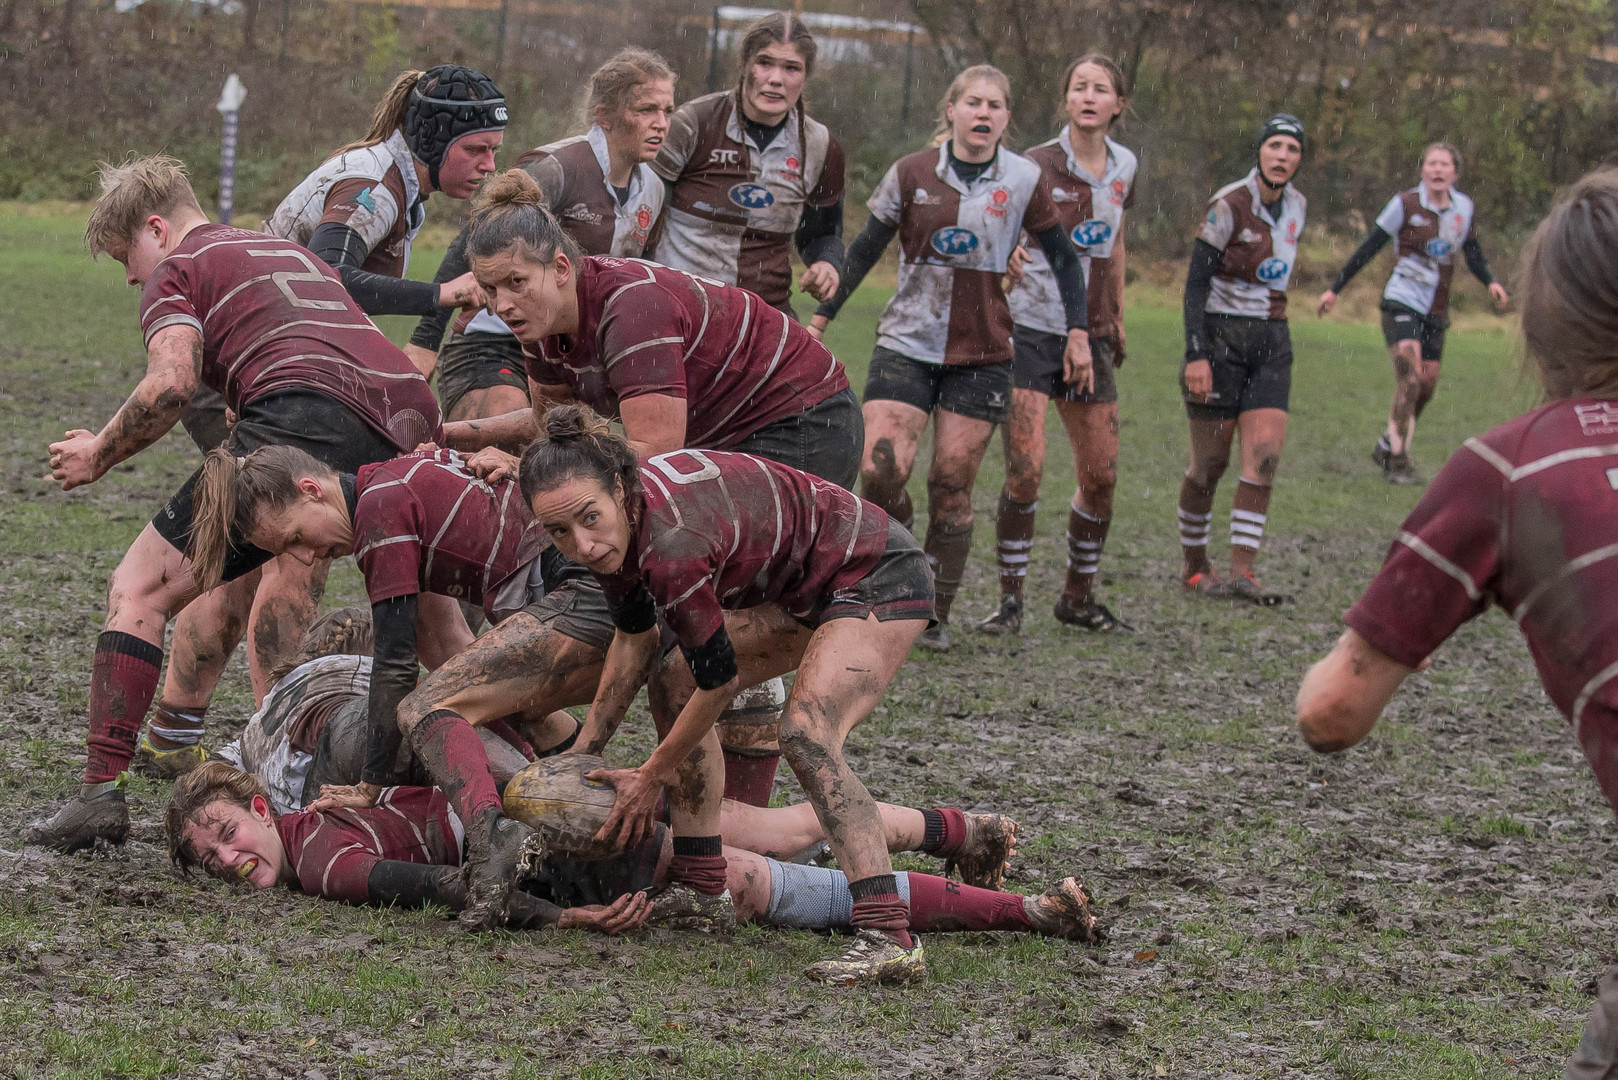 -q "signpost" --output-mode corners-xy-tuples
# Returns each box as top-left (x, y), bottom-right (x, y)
(216, 74), (247, 225)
